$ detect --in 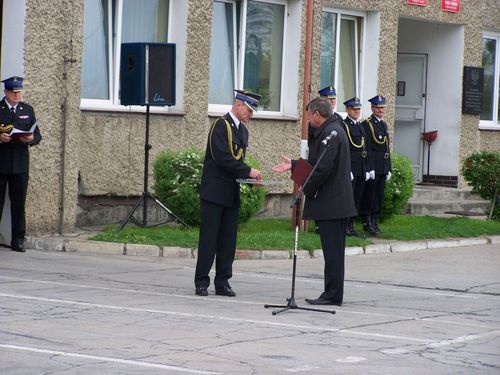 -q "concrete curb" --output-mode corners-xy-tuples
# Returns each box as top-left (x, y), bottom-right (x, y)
(25, 235), (500, 260)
